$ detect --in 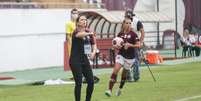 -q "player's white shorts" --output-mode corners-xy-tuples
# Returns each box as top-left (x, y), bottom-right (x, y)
(115, 55), (135, 70)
